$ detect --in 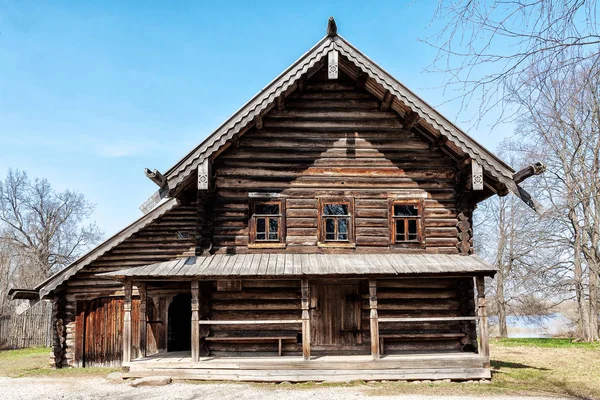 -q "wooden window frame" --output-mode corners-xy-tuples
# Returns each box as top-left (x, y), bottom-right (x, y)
(389, 199), (424, 246)
(248, 199), (286, 249)
(318, 198), (355, 248)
